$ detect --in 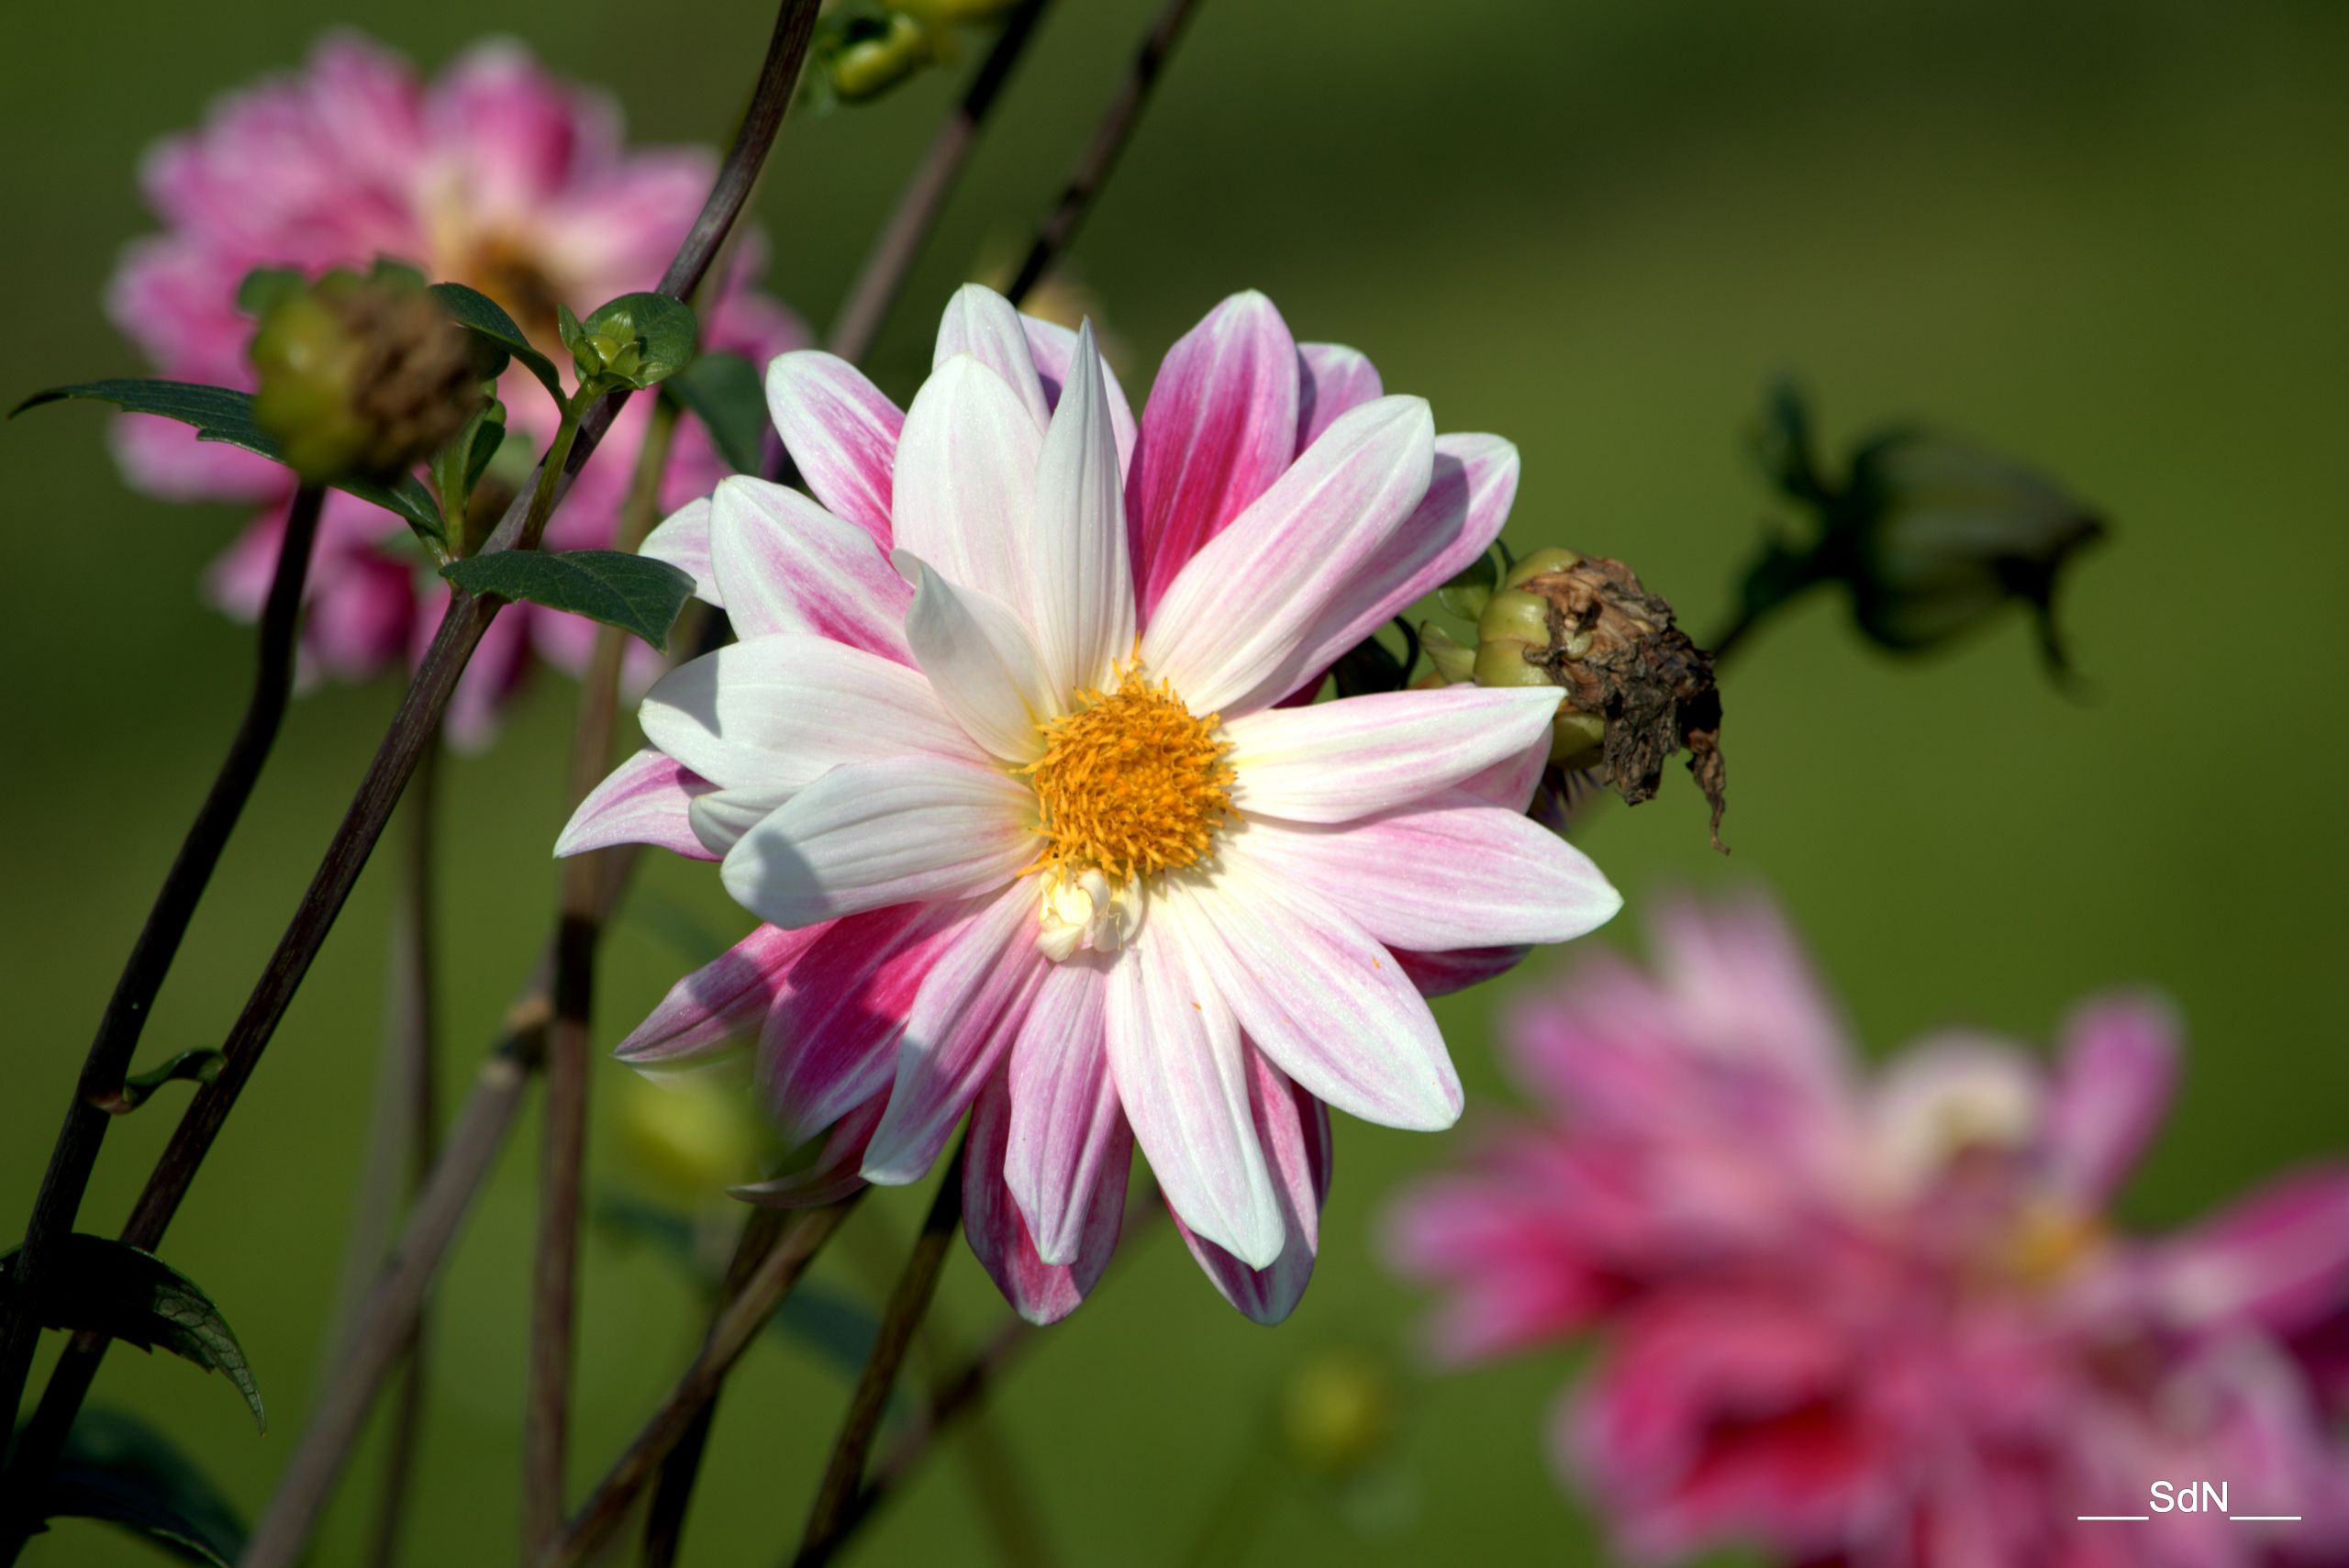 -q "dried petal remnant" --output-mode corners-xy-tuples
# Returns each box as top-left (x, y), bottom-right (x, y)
(1024, 666), (1236, 883)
